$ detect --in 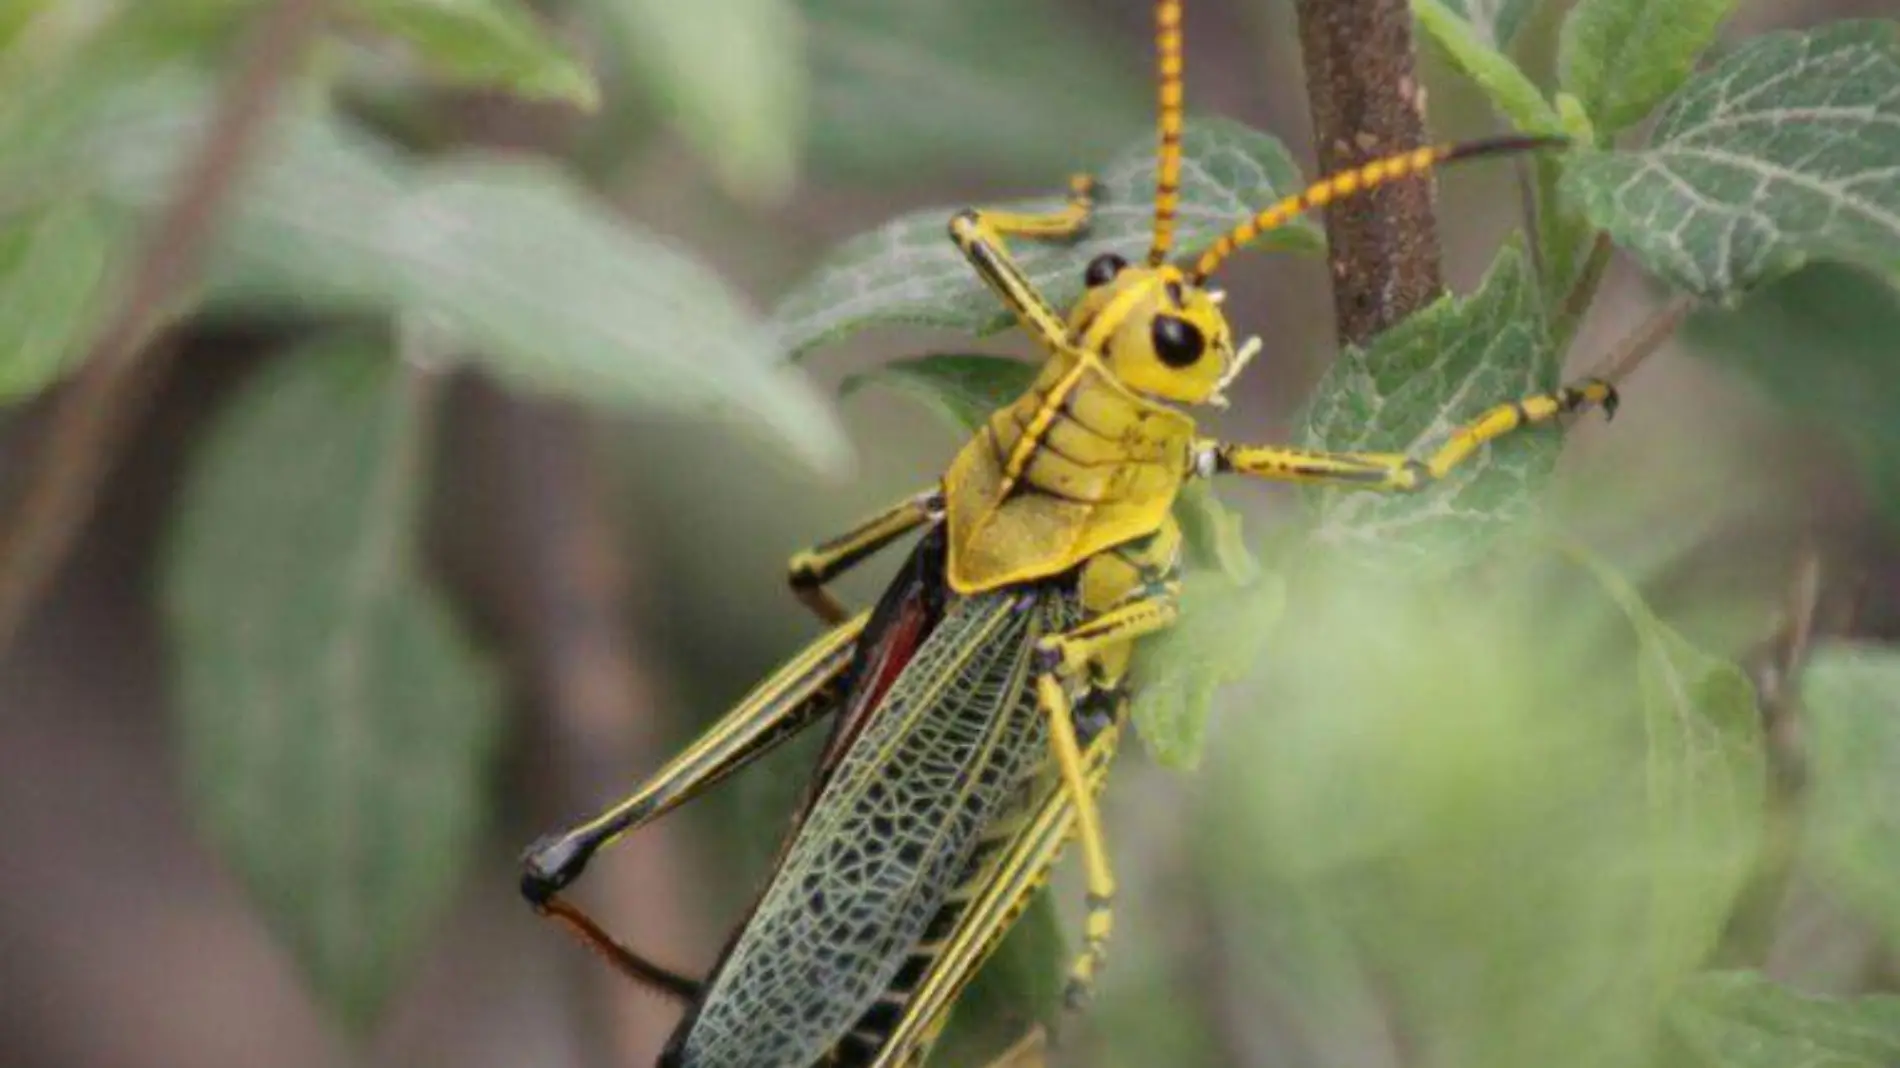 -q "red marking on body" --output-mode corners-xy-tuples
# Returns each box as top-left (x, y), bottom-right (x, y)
(861, 602), (928, 715)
